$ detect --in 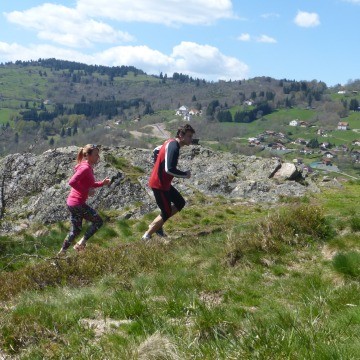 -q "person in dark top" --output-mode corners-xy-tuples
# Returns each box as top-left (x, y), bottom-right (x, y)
(142, 124), (195, 241)
(152, 145), (166, 237)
